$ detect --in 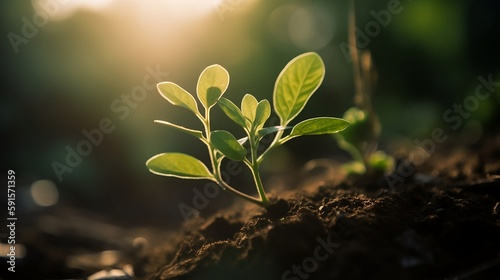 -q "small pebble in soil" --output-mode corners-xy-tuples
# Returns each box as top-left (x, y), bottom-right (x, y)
(435, 208), (445, 216)
(87, 265), (133, 280)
